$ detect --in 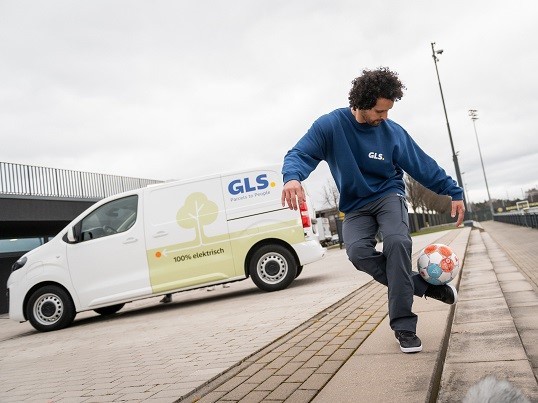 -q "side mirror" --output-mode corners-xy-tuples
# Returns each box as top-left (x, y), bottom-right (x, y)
(66, 222), (82, 243)
(66, 227), (77, 243)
